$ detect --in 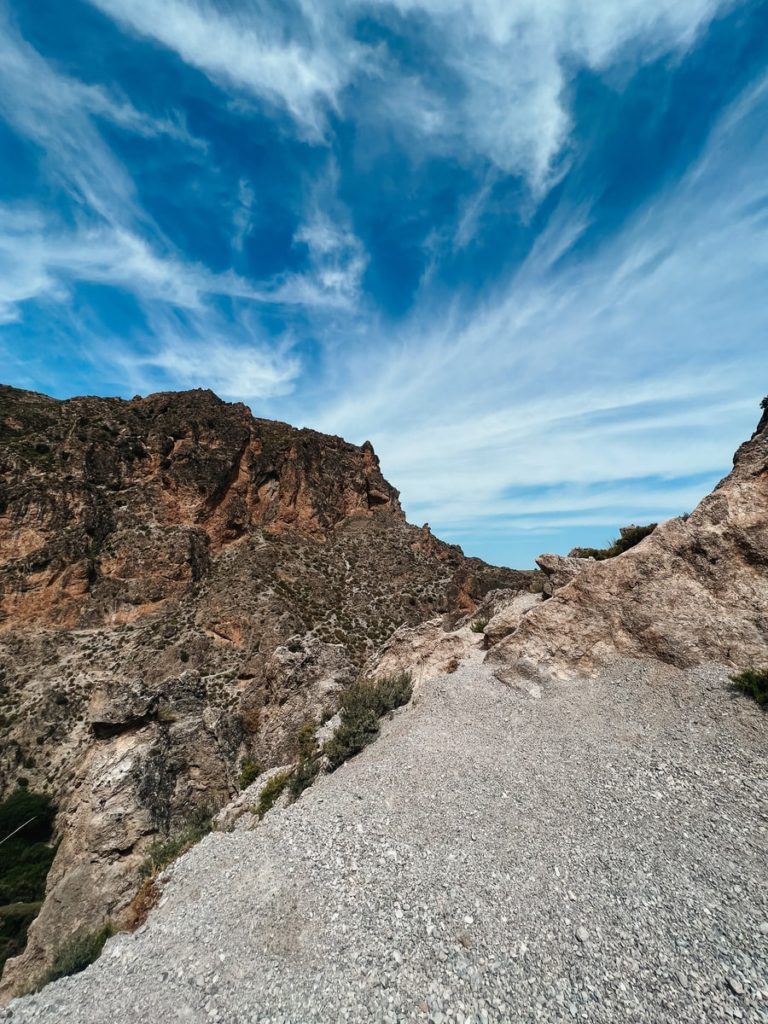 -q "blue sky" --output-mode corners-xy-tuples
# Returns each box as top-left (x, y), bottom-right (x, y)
(1, 0), (767, 567)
